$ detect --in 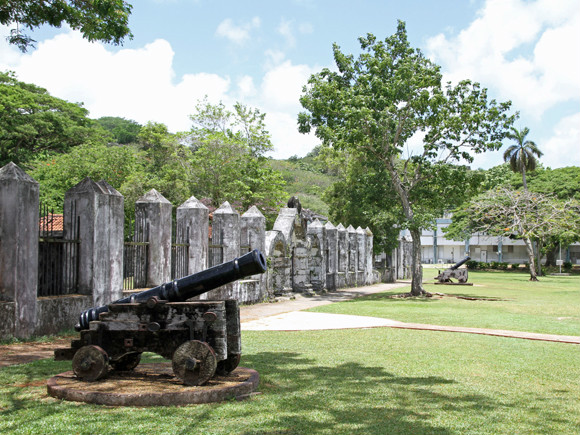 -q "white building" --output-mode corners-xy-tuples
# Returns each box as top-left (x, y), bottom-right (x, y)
(405, 217), (580, 265)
